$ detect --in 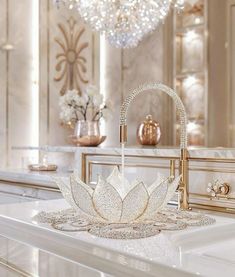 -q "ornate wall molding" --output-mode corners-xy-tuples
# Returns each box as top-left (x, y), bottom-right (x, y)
(54, 17), (89, 95)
